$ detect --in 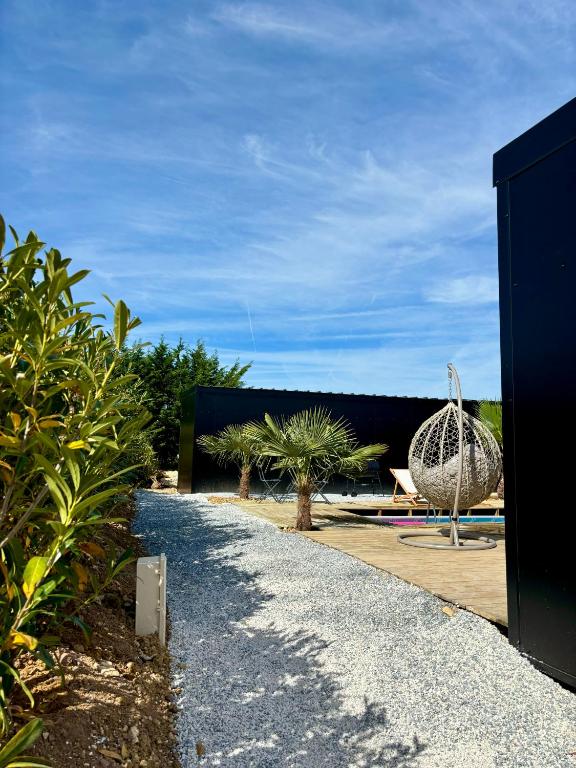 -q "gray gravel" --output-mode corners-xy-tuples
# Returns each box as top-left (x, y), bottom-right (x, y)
(134, 491), (576, 768)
